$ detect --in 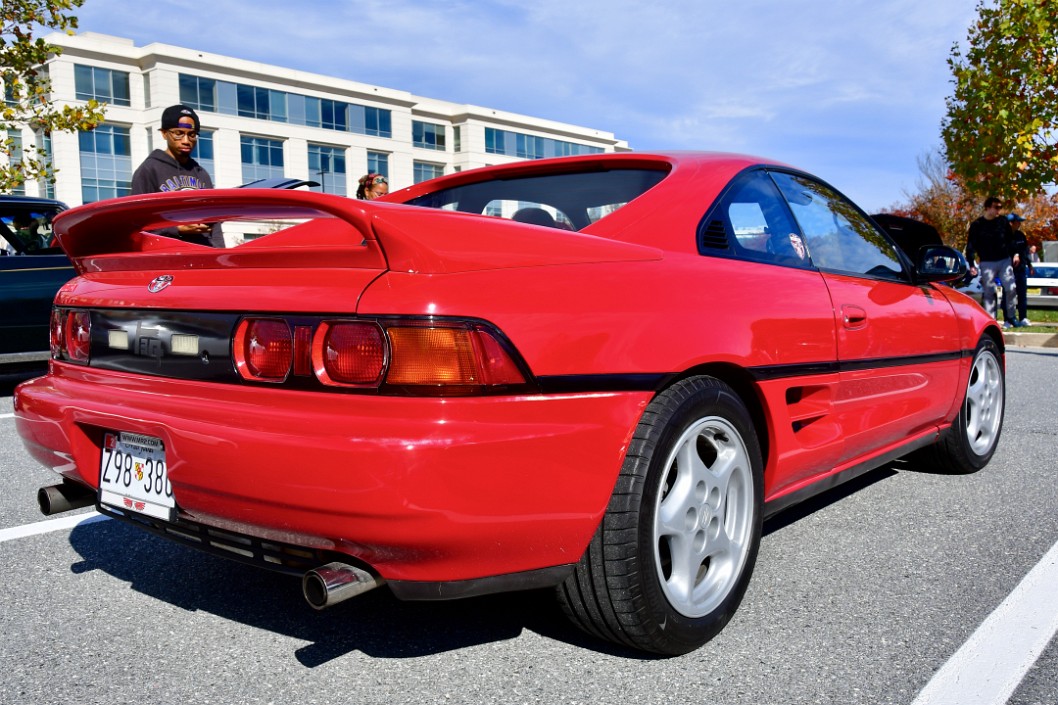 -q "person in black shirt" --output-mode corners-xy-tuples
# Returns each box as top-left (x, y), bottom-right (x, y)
(131, 105), (222, 247)
(965, 197), (1019, 327)
(1004, 213), (1034, 326)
